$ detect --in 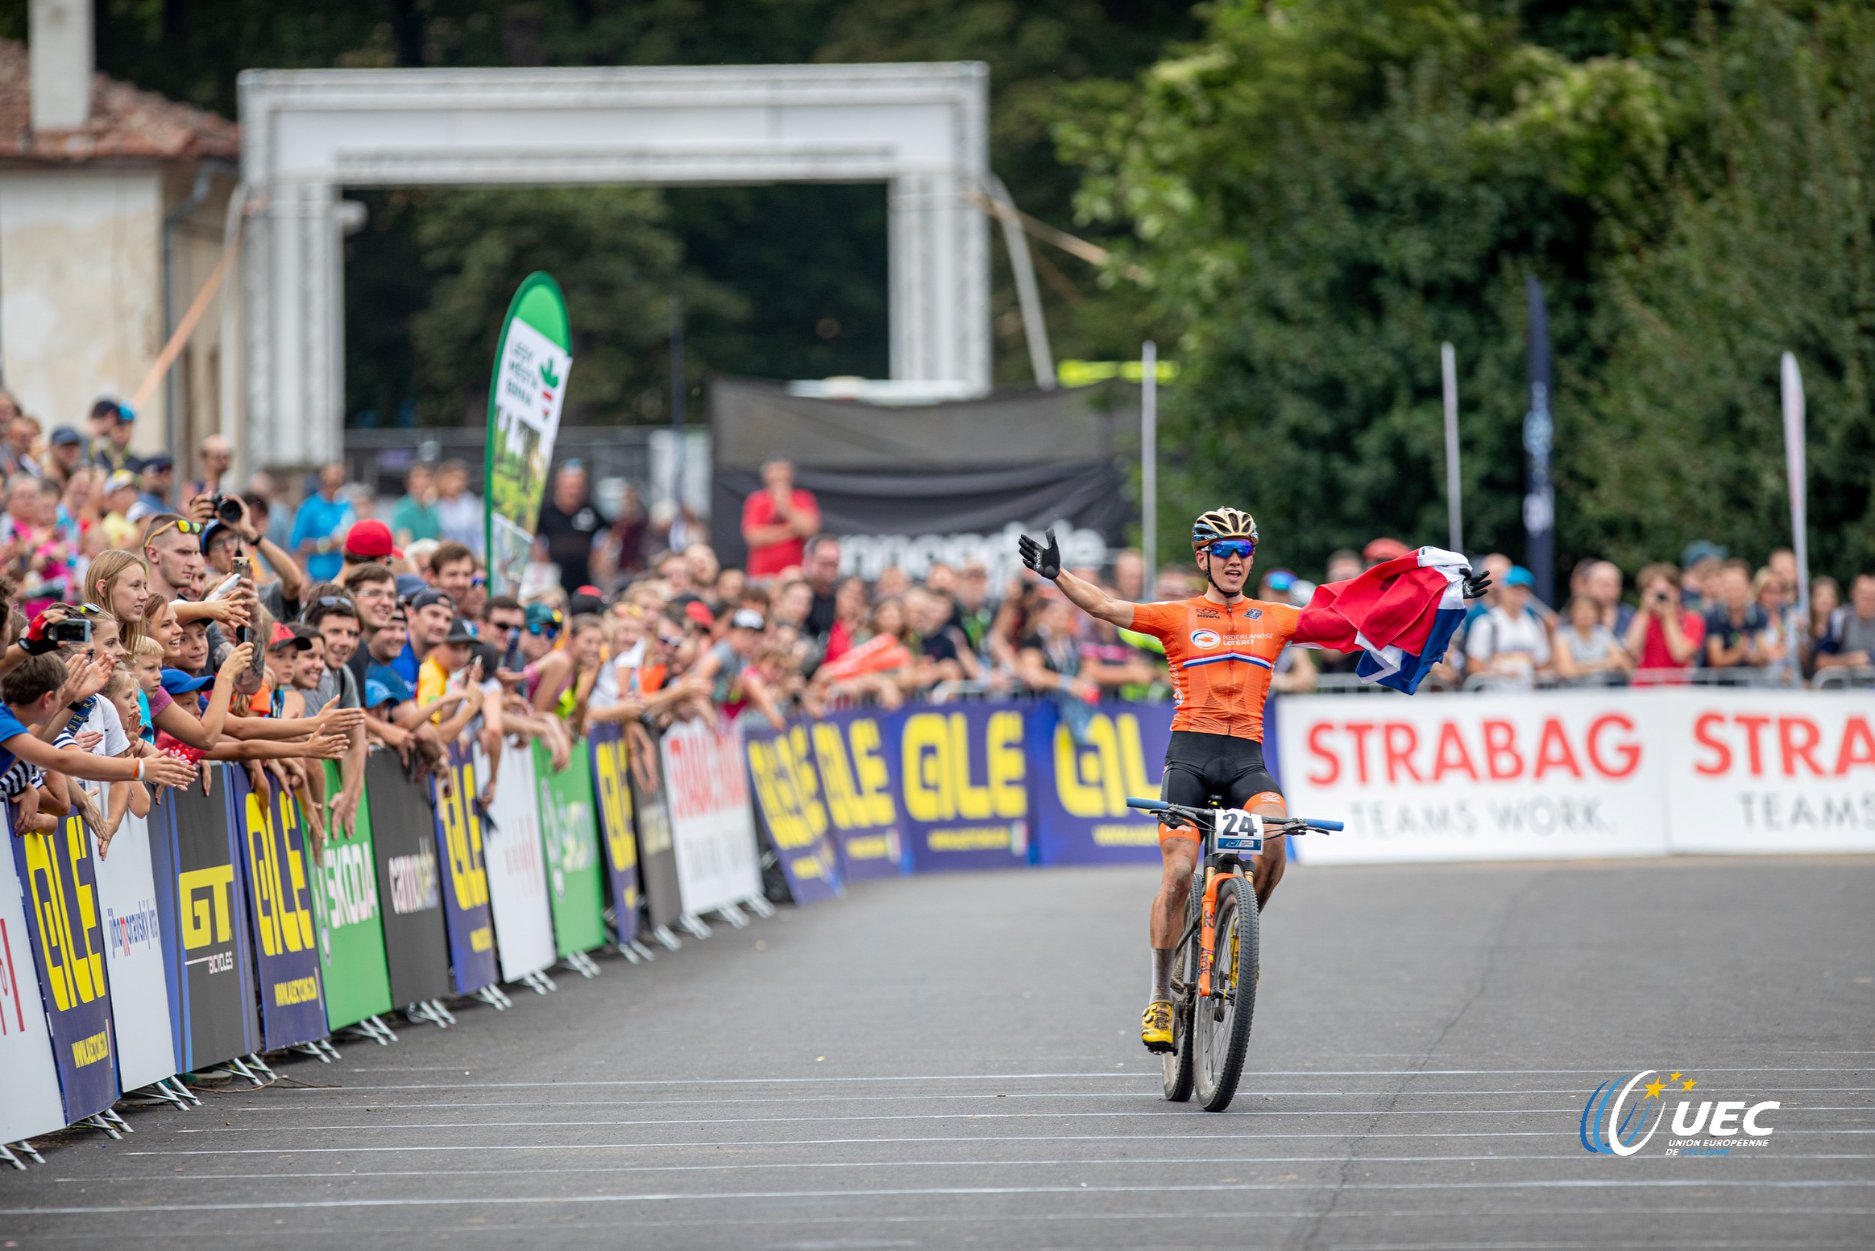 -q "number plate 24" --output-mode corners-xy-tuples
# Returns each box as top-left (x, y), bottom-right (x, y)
(1213, 809), (1264, 854)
